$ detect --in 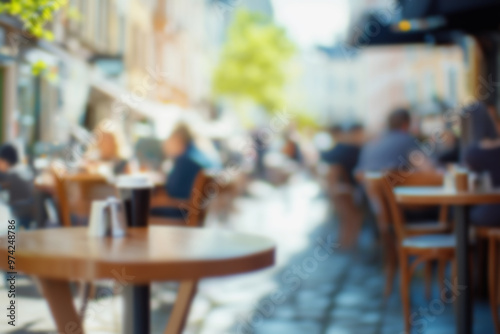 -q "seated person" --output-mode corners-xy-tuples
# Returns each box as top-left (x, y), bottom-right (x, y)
(355, 108), (437, 222)
(435, 129), (460, 166)
(321, 124), (364, 249)
(465, 102), (500, 227)
(85, 122), (130, 176)
(0, 144), (35, 229)
(150, 123), (217, 219)
(356, 108), (433, 172)
(321, 123), (363, 185)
